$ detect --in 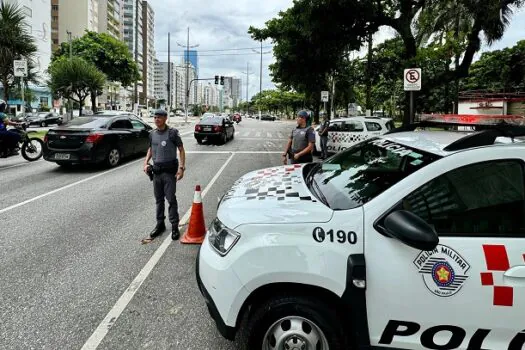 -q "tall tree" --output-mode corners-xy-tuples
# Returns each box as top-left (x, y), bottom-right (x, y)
(48, 57), (106, 116)
(0, 2), (39, 102)
(52, 31), (140, 111)
(251, 0), (525, 125)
